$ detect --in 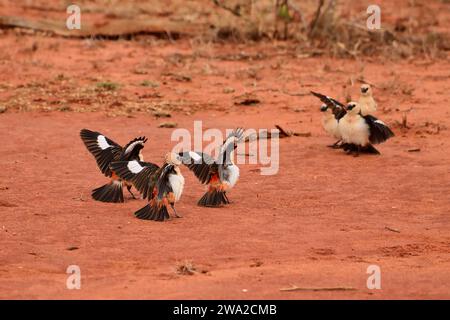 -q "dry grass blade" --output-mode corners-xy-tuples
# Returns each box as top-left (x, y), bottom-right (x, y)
(211, 0), (242, 17)
(385, 226), (401, 233)
(280, 285), (356, 292)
